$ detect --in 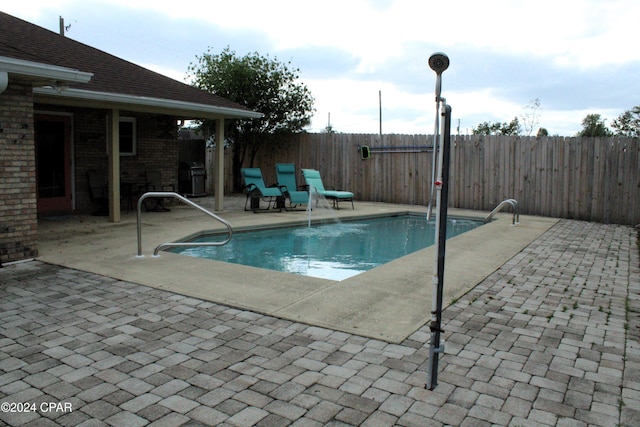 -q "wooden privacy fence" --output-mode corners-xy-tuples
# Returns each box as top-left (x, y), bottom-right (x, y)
(451, 135), (639, 225)
(218, 134), (639, 225)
